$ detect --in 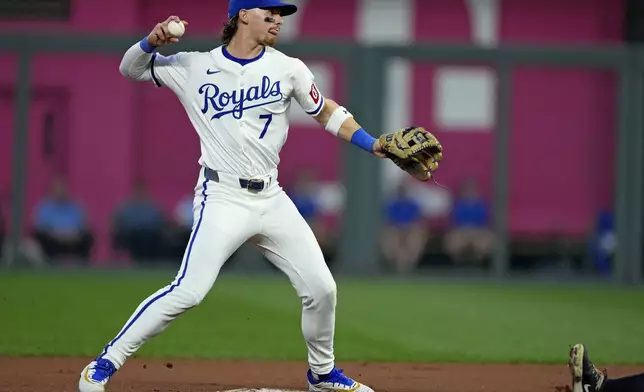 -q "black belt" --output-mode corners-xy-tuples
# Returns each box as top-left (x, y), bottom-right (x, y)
(204, 167), (267, 193)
